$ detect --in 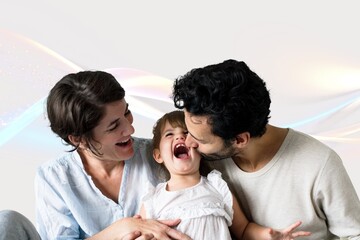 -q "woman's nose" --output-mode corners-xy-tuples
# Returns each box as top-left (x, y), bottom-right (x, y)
(122, 121), (135, 136)
(124, 125), (135, 136)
